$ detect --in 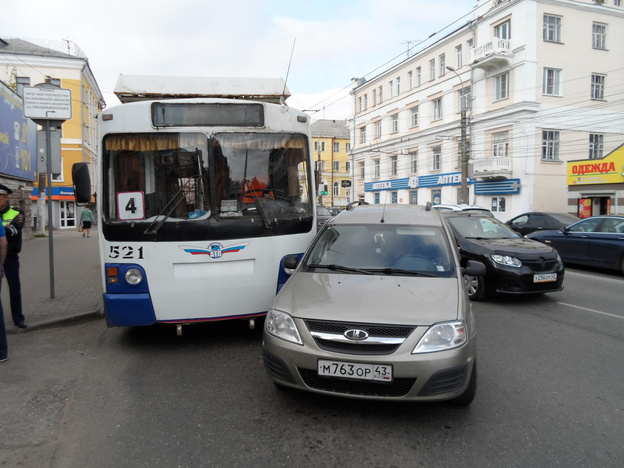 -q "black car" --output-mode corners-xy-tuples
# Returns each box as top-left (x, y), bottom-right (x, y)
(316, 205), (333, 231)
(506, 212), (580, 236)
(527, 215), (624, 274)
(443, 212), (564, 300)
